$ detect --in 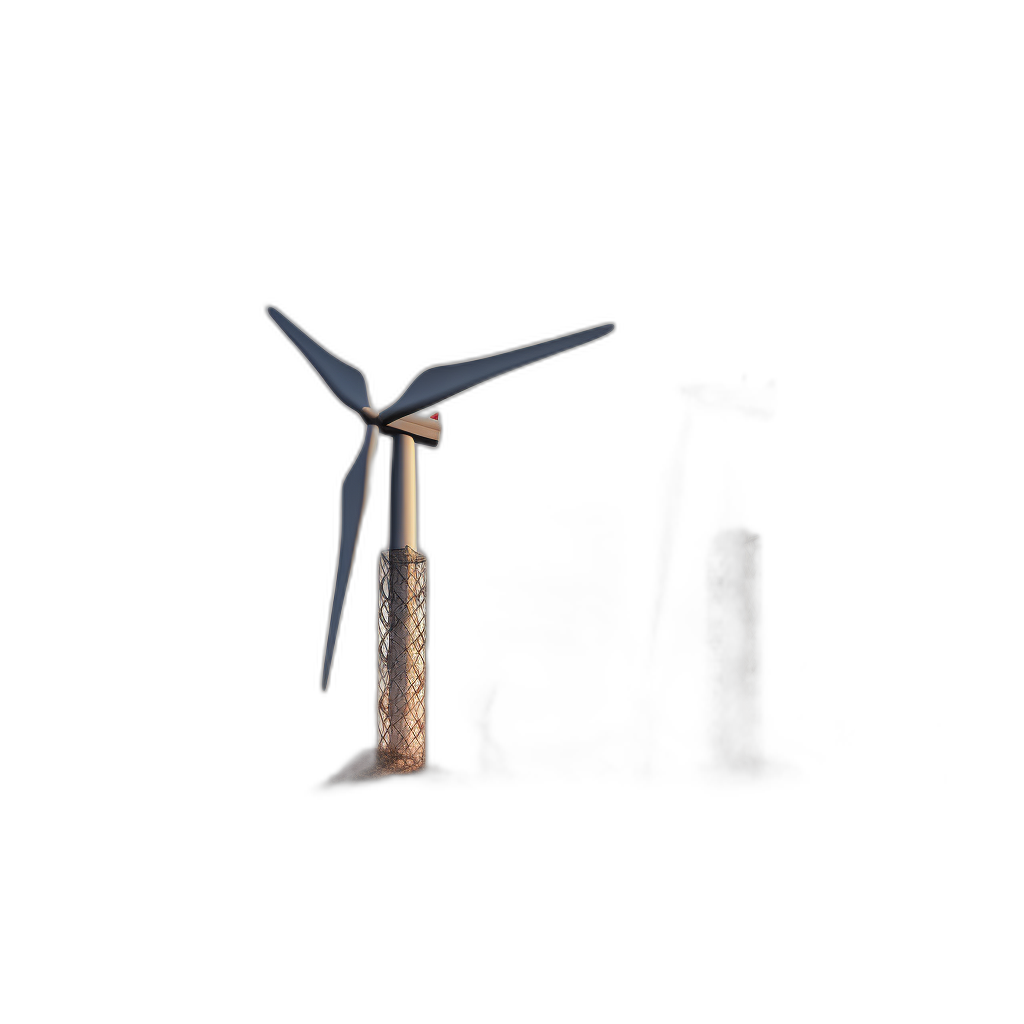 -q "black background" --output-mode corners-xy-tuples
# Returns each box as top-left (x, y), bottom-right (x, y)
(182, 199), (897, 888)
